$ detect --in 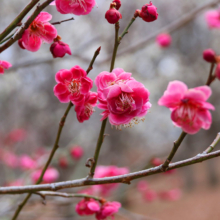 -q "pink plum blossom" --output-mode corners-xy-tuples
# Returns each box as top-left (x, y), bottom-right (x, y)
(19, 155), (36, 170)
(70, 145), (84, 160)
(31, 167), (59, 183)
(2, 152), (19, 168)
(96, 201), (121, 220)
(105, 8), (122, 24)
(50, 40), (72, 58)
(74, 91), (98, 122)
(156, 33), (172, 47)
(144, 189), (157, 202)
(7, 129), (27, 142)
(137, 180), (149, 192)
(205, 10), (220, 28)
(53, 65), (93, 103)
(159, 188), (182, 201)
(7, 179), (24, 187)
(95, 68), (151, 129)
(0, 60), (12, 74)
(140, 2), (158, 22)
(59, 156), (68, 168)
(75, 198), (100, 216)
(55, 0), (96, 15)
(93, 165), (129, 196)
(19, 12), (57, 52)
(158, 81), (215, 134)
